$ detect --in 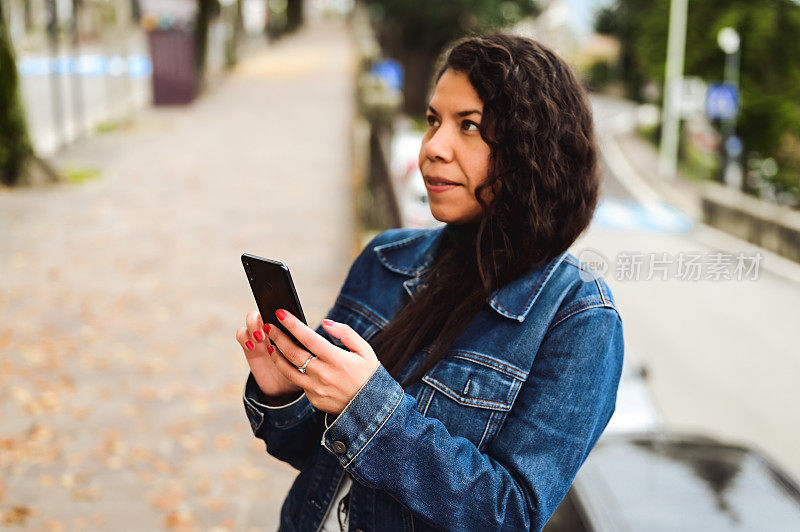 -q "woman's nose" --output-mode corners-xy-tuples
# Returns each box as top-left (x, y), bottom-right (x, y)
(423, 125), (454, 162)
